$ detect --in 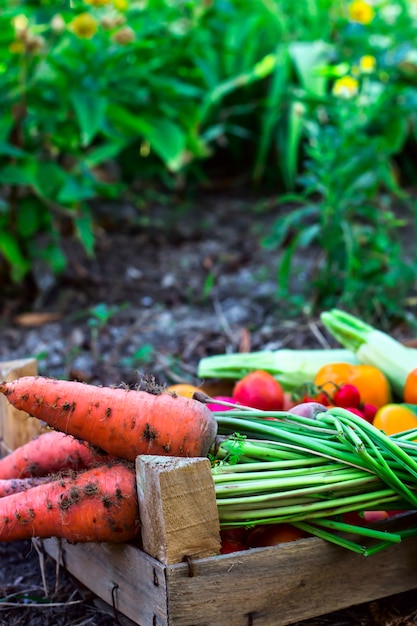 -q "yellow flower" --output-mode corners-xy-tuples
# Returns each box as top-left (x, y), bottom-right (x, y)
(113, 0), (129, 11)
(332, 76), (359, 98)
(348, 0), (375, 25)
(84, 0), (111, 6)
(69, 13), (98, 39)
(12, 14), (29, 33)
(50, 14), (66, 34)
(359, 55), (376, 73)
